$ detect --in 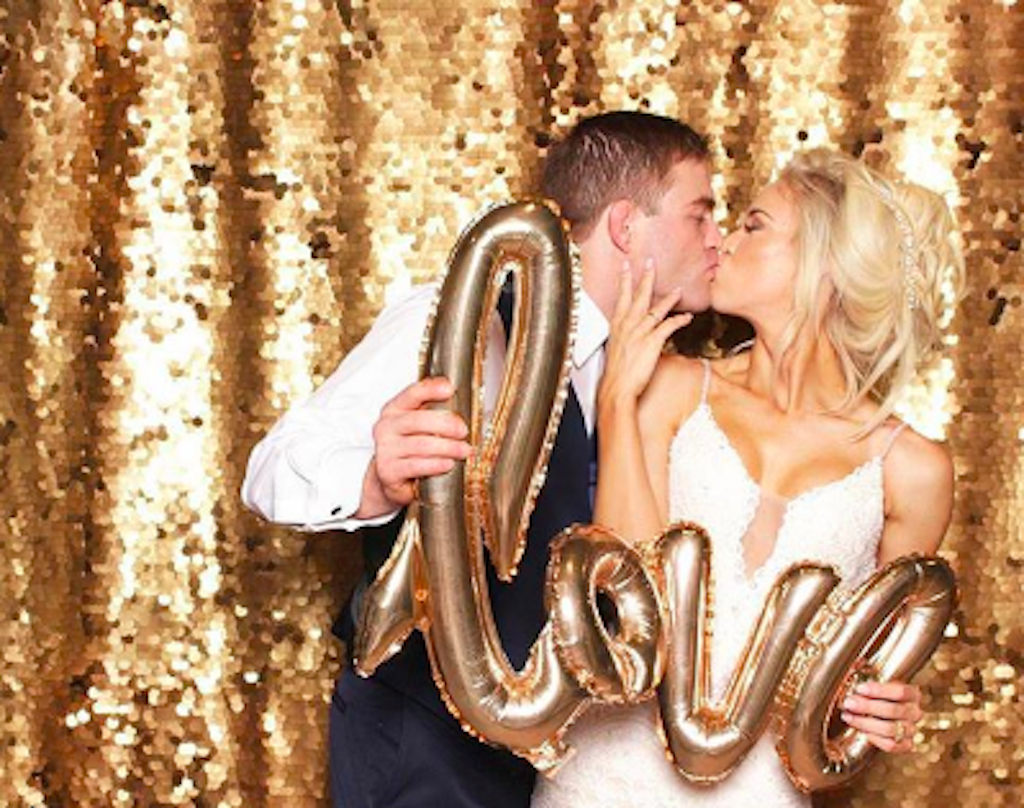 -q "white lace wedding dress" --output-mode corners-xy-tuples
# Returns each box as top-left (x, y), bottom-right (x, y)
(532, 361), (900, 808)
